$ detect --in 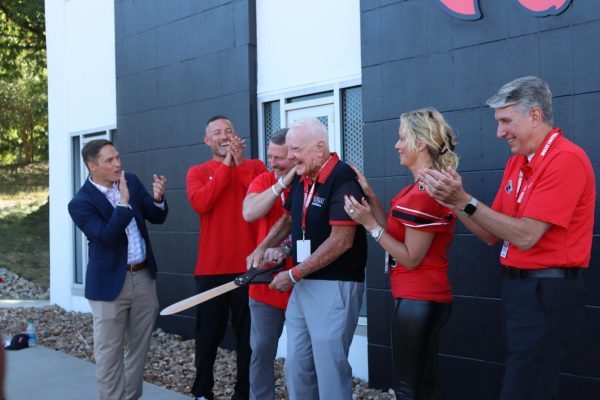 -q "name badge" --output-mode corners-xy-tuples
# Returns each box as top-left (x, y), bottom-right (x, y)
(296, 239), (311, 262)
(500, 241), (510, 258)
